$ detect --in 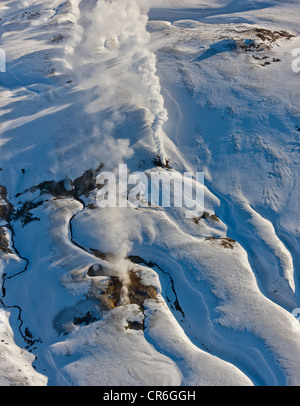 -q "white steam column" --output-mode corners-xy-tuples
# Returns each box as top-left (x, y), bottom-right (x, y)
(82, 0), (168, 166)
